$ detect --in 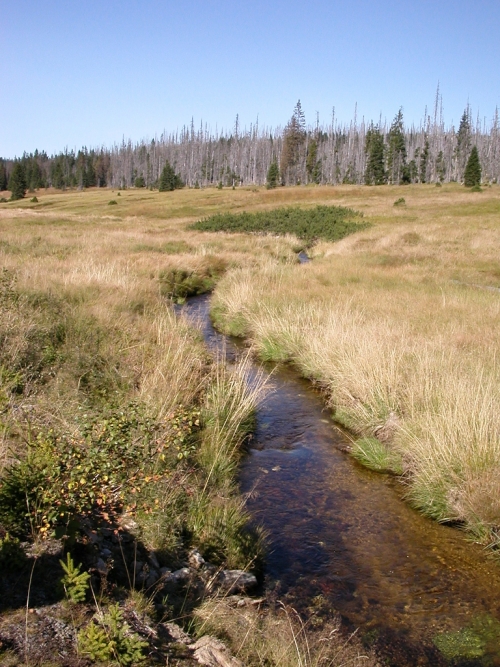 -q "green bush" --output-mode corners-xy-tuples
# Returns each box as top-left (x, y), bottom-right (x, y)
(60, 552), (90, 602)
(191, 205), (368, 244)
(78, 604), (147, 665)
(108, 200), (118, 205)
(393, 197), (406, 206)
(0, 403), (201, 538)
